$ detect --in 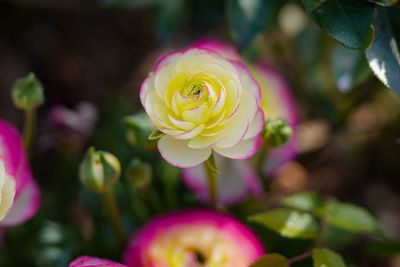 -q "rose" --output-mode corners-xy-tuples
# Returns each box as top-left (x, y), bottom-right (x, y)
(0, 119), (41, 226)
(140, 45), (264, 168)
(123, 209), (265, 266)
